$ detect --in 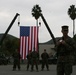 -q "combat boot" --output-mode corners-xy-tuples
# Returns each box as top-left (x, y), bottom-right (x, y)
(12, 68), (16, 71)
